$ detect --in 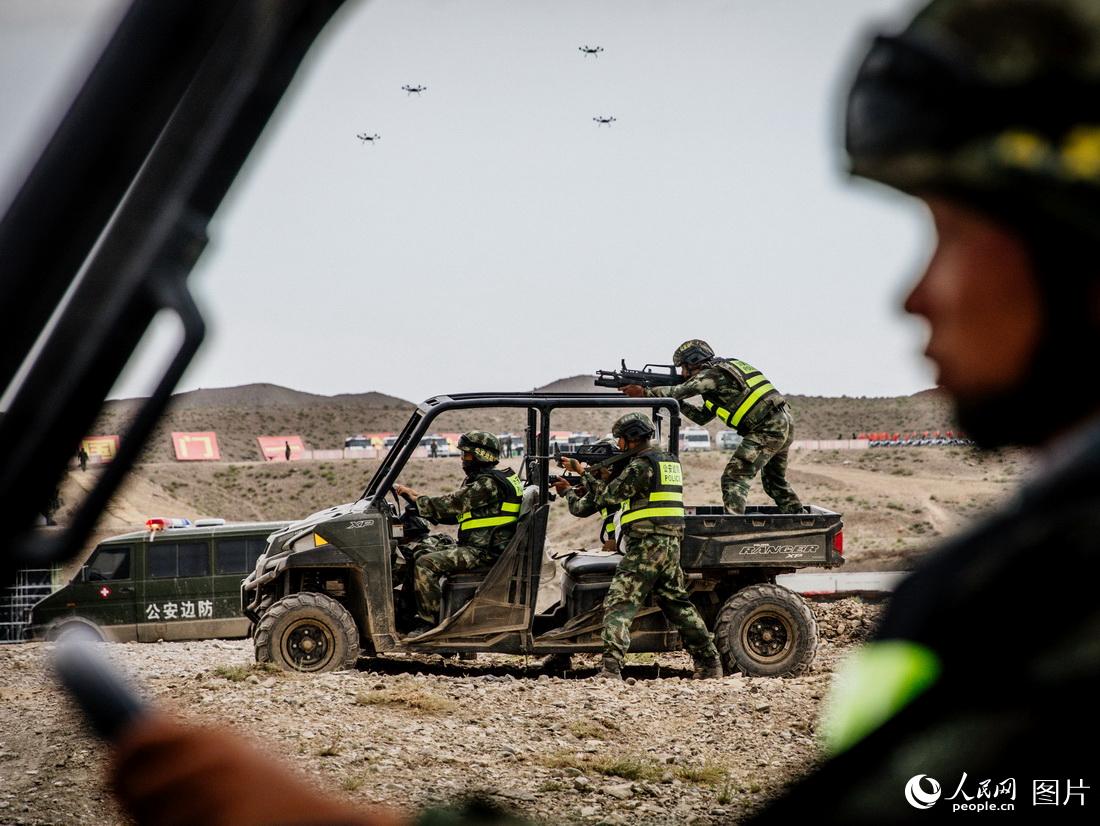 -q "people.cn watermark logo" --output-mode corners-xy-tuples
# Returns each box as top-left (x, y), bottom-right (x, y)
(905, 775), (943, 809)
